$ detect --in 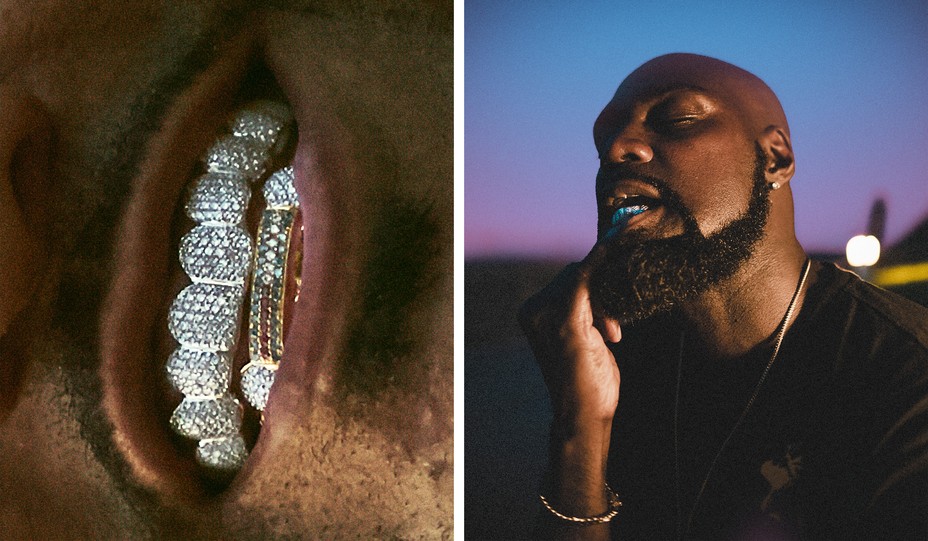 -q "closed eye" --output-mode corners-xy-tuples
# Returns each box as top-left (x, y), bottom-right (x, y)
(654, 115), (700, 130)
(647, 90), (716, 133)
